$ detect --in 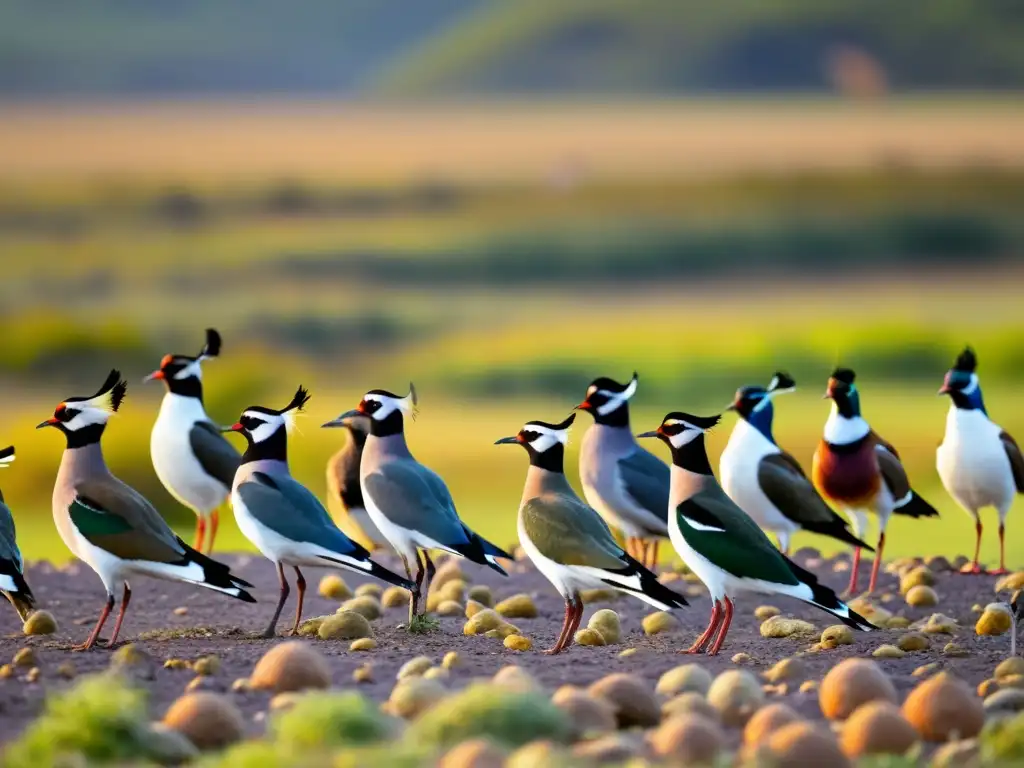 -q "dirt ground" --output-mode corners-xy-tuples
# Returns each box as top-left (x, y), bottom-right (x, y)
(0, 548), (1016, 745)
